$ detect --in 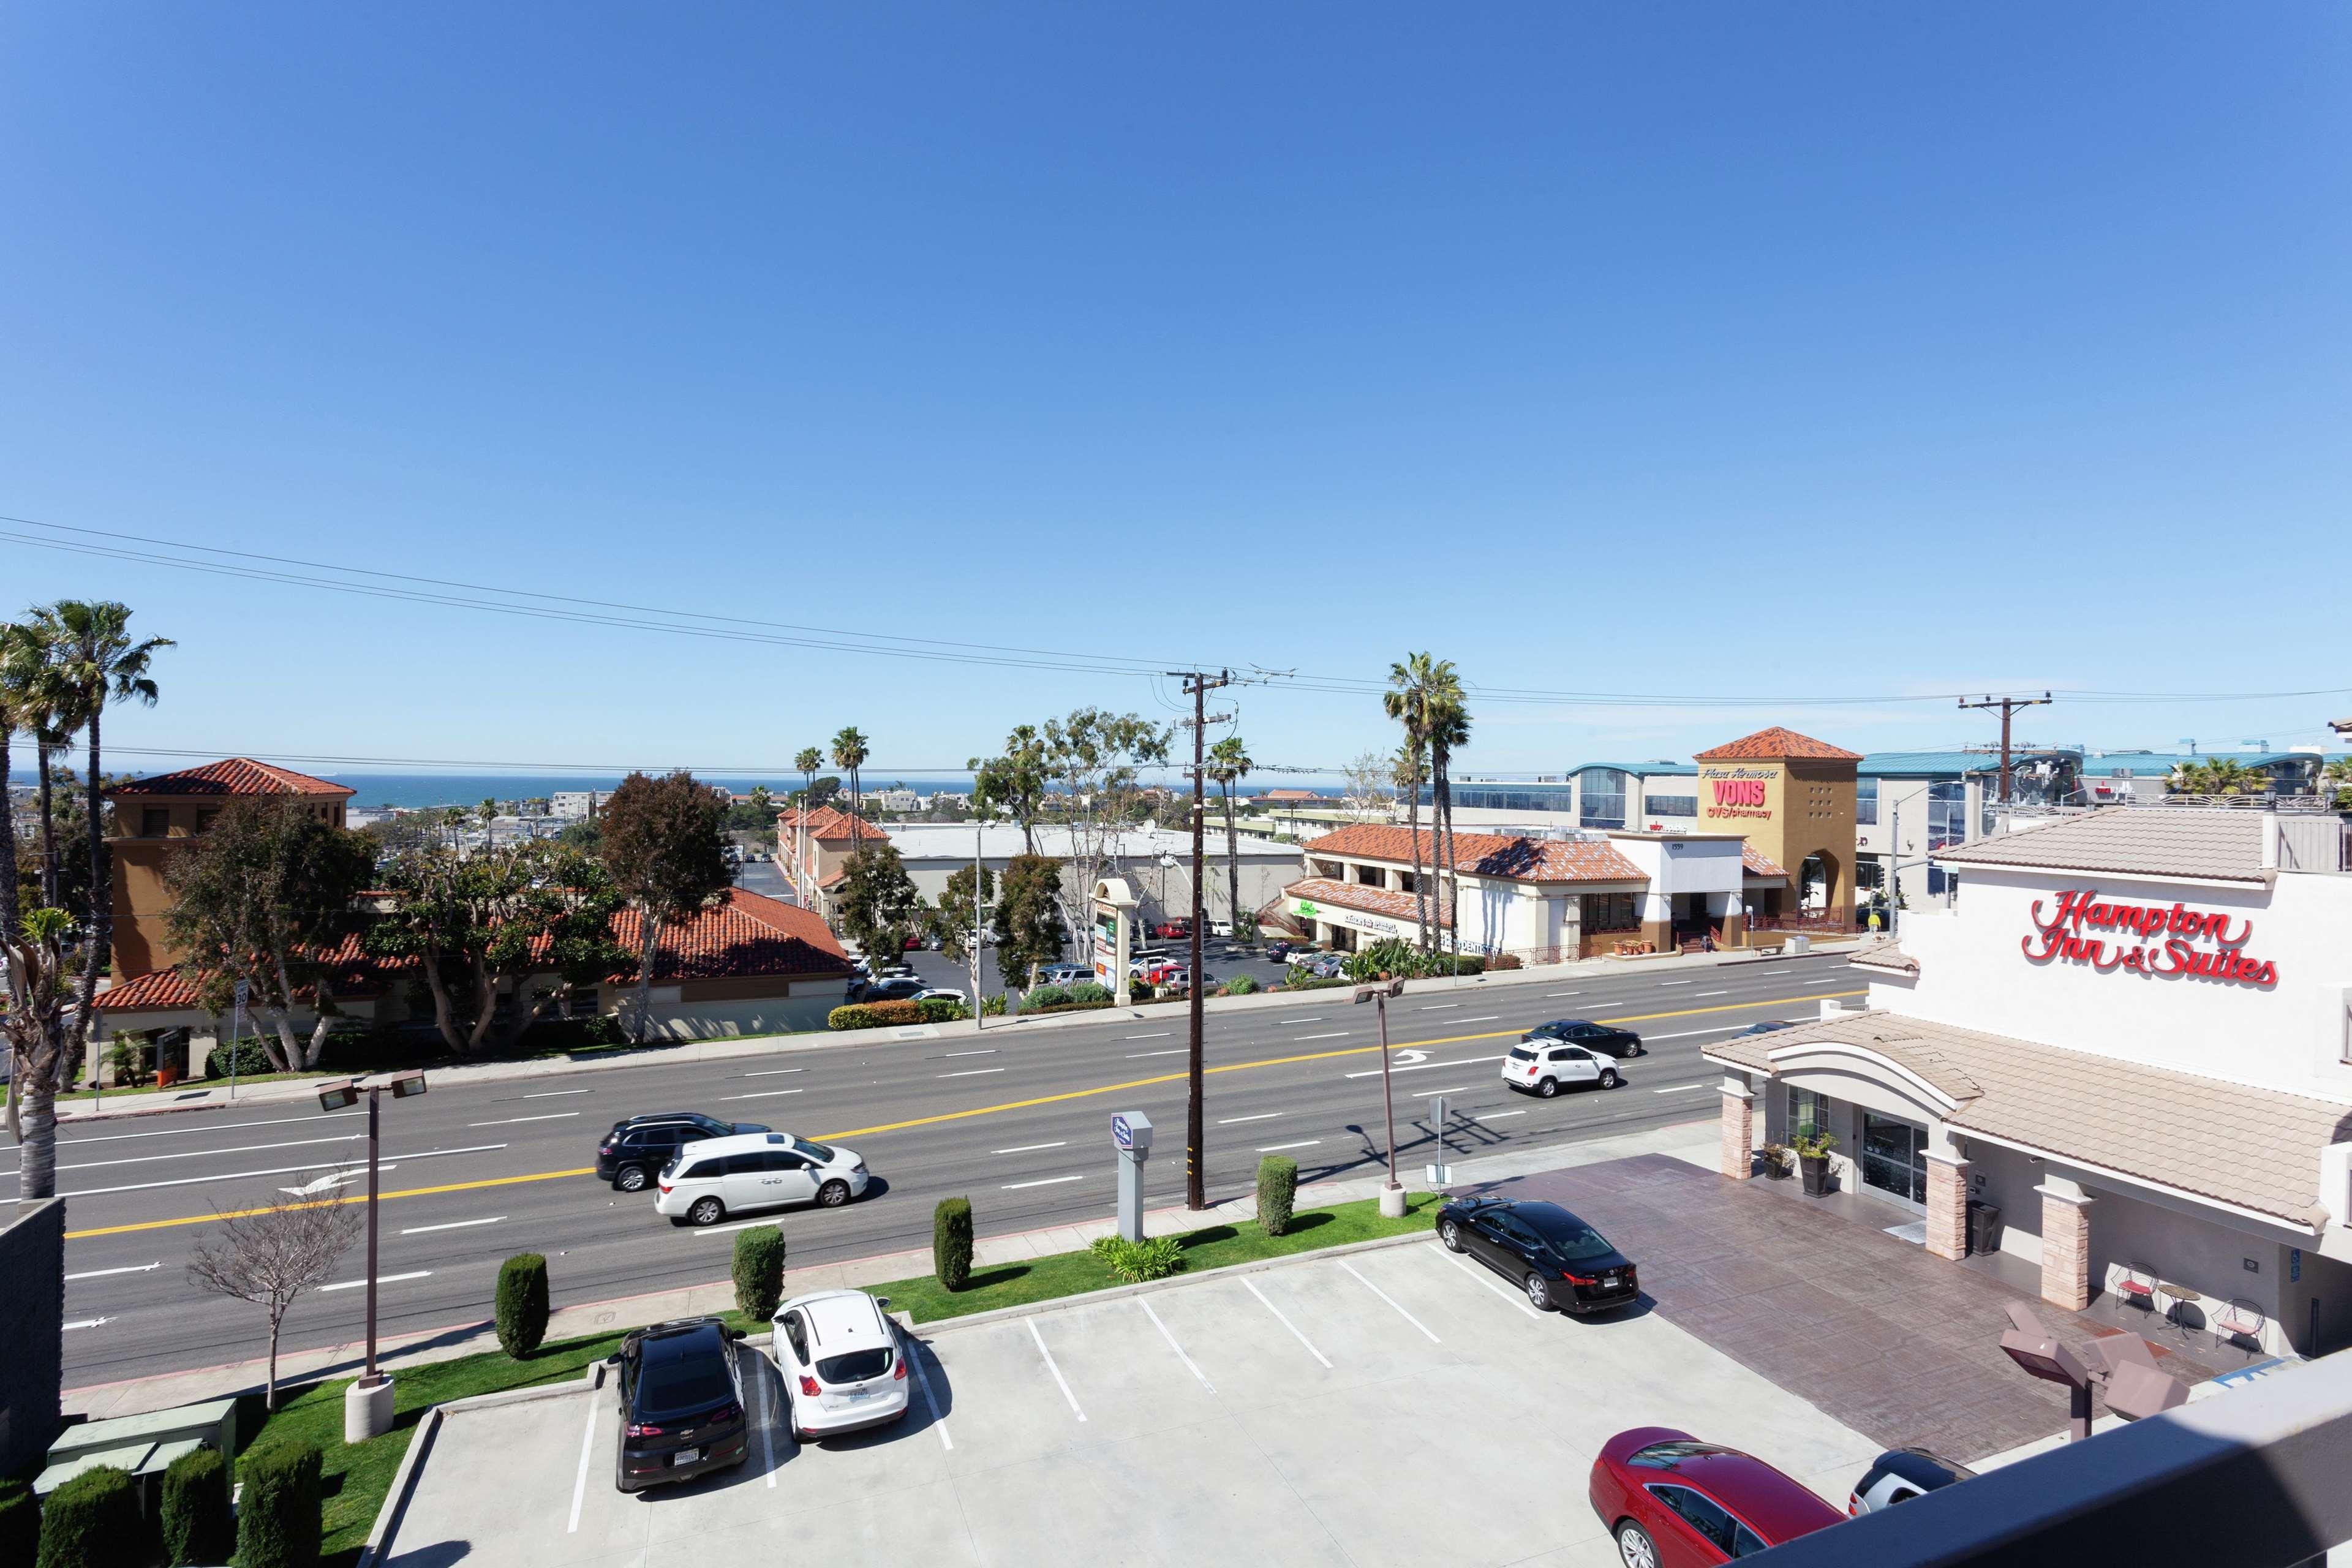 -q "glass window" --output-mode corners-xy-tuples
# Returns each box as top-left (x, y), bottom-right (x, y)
(1580, 770), (1627, 829)
(816, 1346), (894, 1384)
(1583, 893), (1638, 933)
(1856, 777), (1879, 826)
(636, 1358), (731, 1418)
(1926, 780), (1966, 850)
(140, 807), (170, 837)
(1646, 794), (1697, 818)
(1790, 1087), (1833, 1144)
